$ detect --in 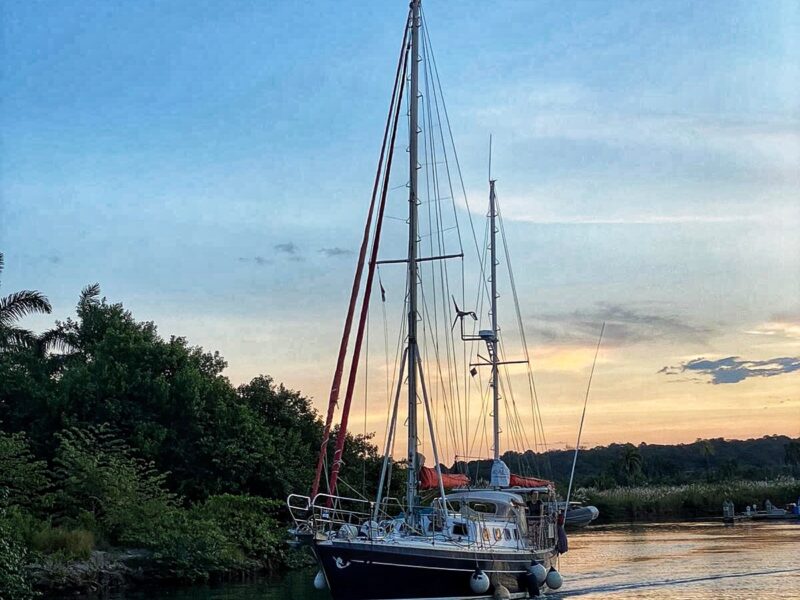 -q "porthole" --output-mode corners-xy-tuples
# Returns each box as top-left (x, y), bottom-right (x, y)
(493, 528), (502, 541)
